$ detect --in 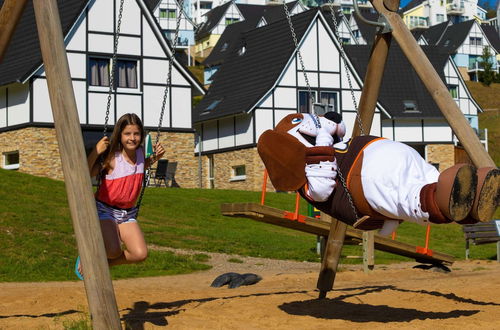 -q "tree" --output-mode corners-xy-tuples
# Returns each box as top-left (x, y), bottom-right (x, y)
(478, 46), (496, 86)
